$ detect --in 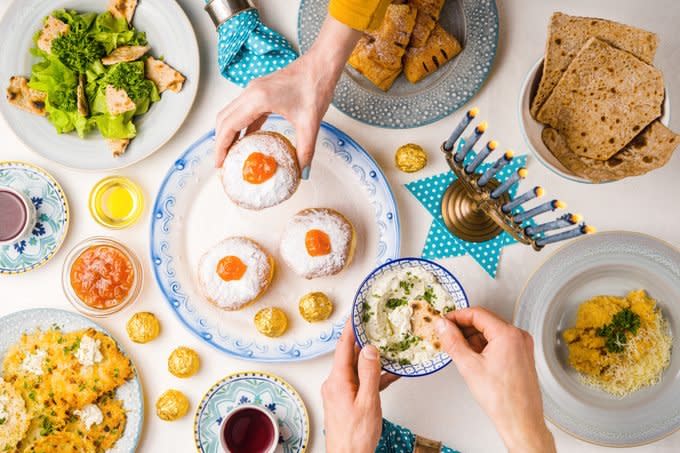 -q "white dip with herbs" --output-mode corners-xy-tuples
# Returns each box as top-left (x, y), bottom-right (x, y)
(362, 267), (455, 365)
